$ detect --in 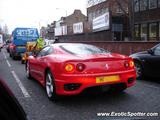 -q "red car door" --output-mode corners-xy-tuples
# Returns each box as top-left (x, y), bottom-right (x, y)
(30, 46), (53, 83)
